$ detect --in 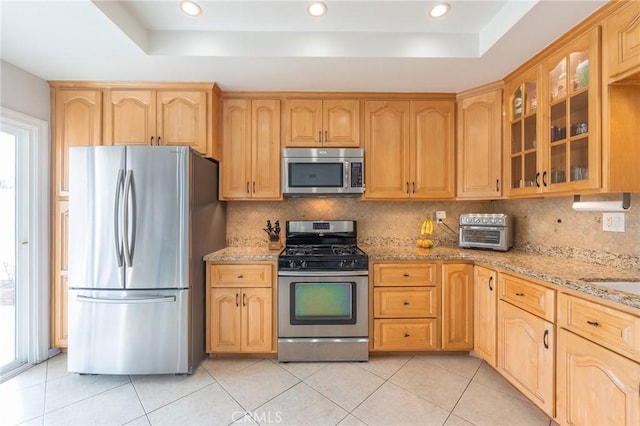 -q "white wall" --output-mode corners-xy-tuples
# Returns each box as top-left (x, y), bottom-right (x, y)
(0, 60), (50, 122)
